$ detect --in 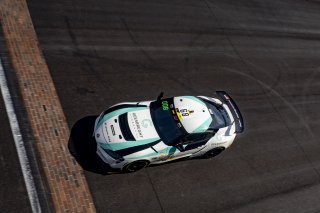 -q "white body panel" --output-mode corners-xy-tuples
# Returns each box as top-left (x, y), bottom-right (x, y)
(127, 110), (158, 140)
(93, 95), (241, 170)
